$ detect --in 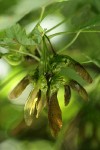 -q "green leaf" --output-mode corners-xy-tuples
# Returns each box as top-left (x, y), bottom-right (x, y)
(3, 52), (23, 66)
(80, 15), (100, 30)
(30, 24), (44, 44)
(0, 0), (56, 30)
(0, 52), (3, 58)
(4, 24), (36, 46)
(57, 0), (69, 2)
